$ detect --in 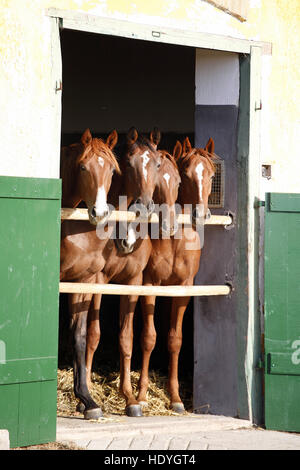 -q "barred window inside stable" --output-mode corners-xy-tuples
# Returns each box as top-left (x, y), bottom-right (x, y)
(208, 160), (225, 208)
